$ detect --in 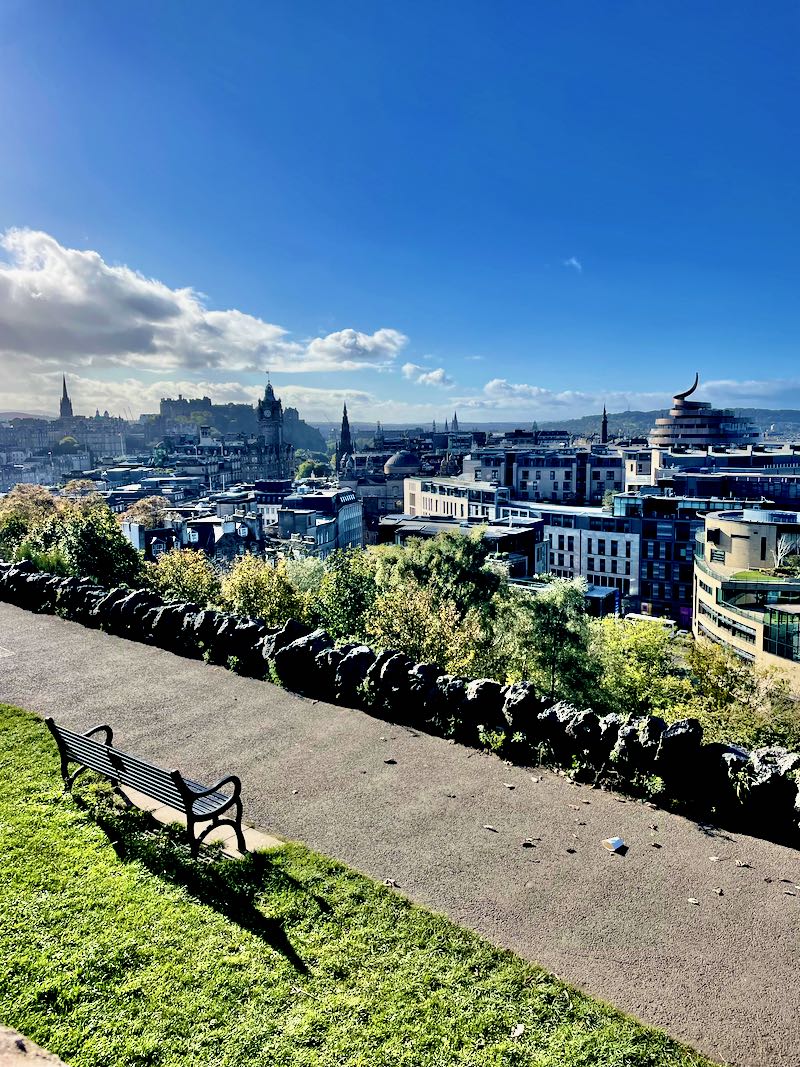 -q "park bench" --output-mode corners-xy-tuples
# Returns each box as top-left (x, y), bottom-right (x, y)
(45, 717), (247, 857)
